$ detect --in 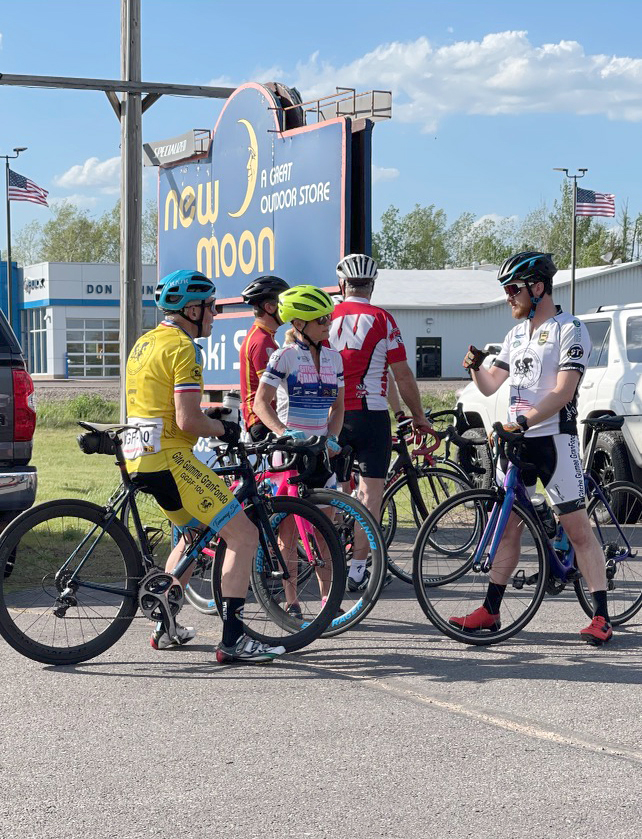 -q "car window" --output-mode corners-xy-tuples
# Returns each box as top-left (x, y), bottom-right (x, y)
(626, 316), (642, 363)
(584, 319), (610, 368)
(0, 308), (22, 353)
